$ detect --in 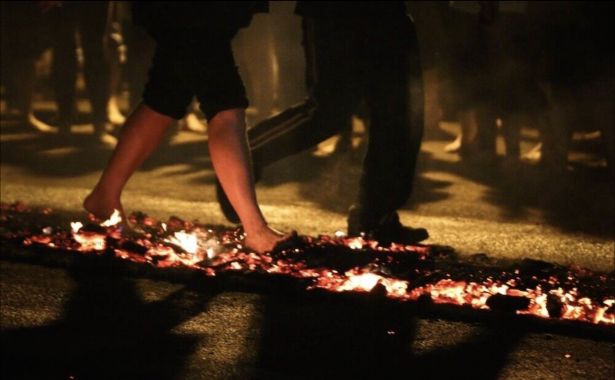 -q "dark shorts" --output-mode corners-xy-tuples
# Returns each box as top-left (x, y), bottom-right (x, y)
(143, 27), (249, 121)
